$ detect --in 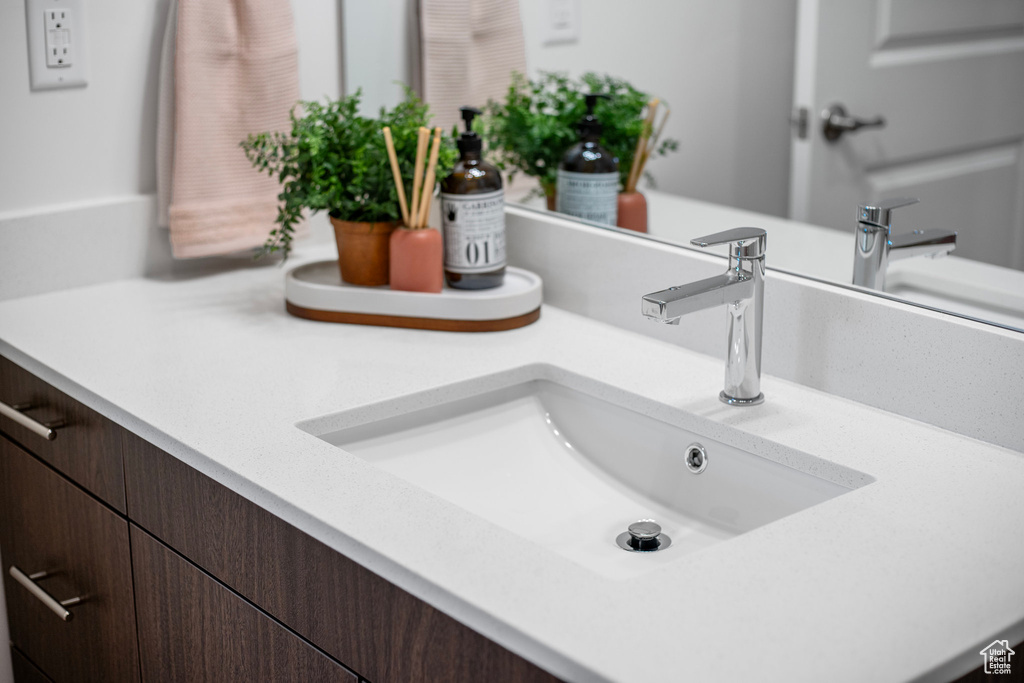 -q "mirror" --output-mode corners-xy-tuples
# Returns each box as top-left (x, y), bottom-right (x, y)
(342, 0), (1024, 331)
